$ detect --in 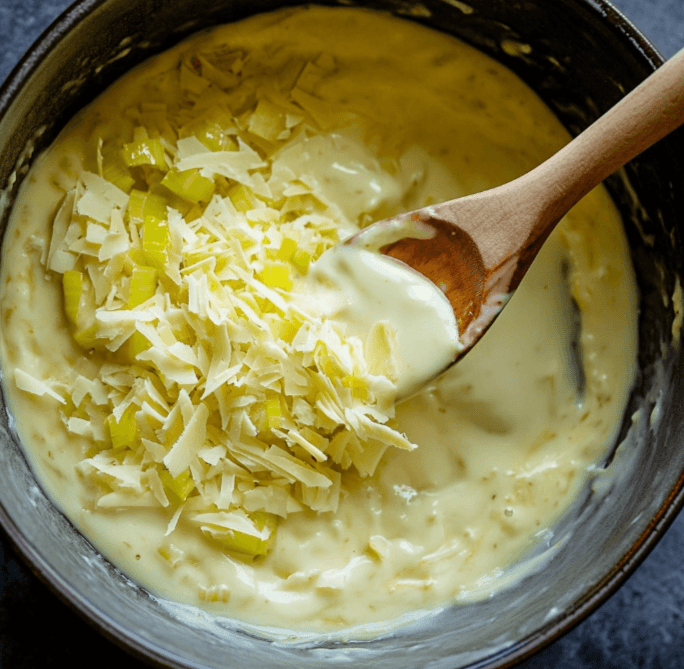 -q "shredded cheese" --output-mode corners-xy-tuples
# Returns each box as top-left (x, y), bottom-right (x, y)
(20, 41), (419, 559)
